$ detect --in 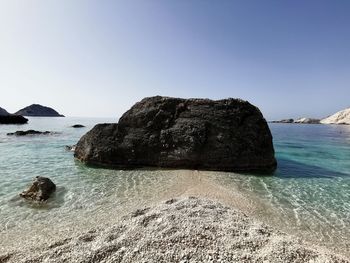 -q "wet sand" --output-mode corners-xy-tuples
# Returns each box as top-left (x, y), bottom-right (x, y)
(0, 171), (349, 262)
(2, 196), (349, 263)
